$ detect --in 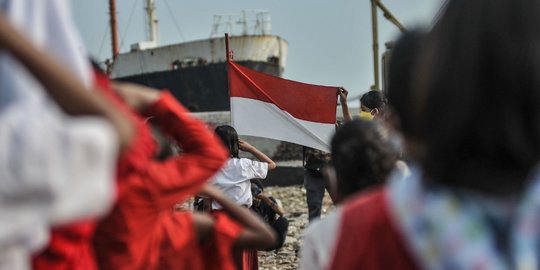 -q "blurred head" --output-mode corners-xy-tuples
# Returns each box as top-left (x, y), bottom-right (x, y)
(385, 30), (427, 160)
(329, 119), (398, 201)
(415, 0), (540, 194)
(387, 30), (426, 140)
(215, 125), (239, 158)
